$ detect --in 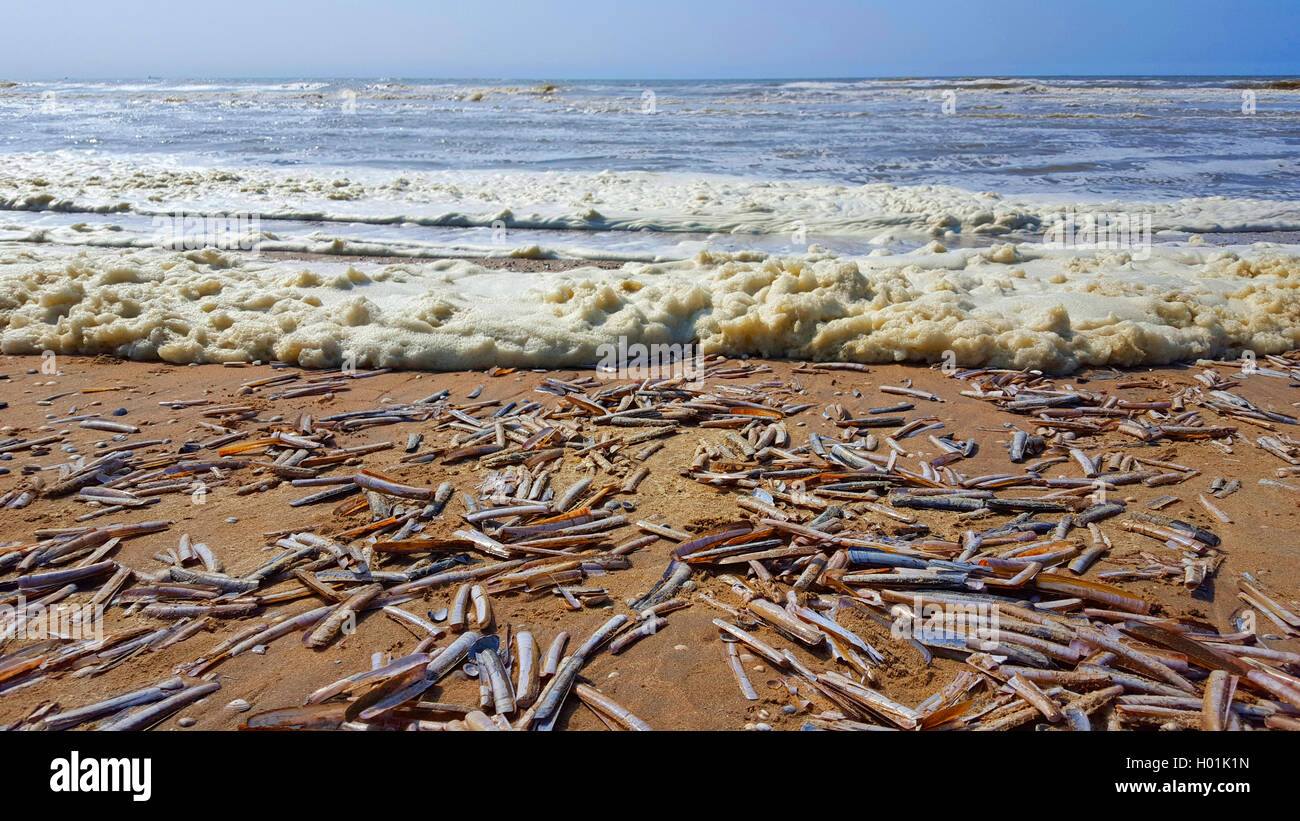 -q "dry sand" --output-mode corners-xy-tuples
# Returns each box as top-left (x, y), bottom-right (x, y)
(1, 353), (1298, 731)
